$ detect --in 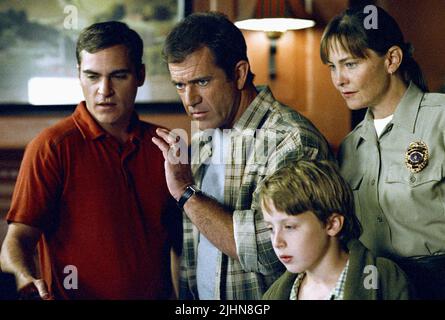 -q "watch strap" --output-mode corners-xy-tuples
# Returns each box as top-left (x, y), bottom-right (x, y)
(177, 185), (199, 209)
